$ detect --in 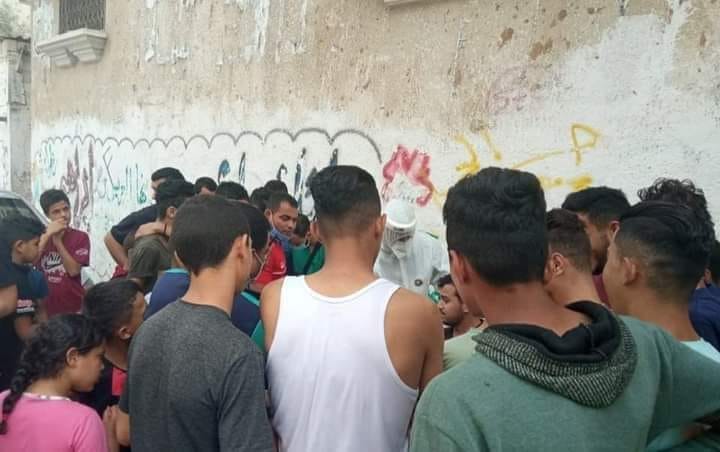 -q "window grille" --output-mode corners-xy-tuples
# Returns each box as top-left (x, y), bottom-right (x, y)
(59, 0), (105, 34)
